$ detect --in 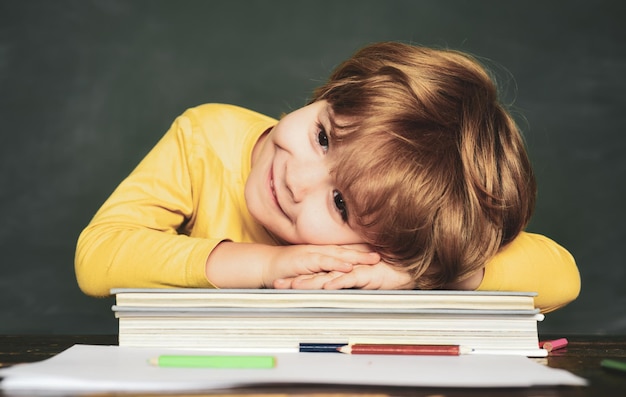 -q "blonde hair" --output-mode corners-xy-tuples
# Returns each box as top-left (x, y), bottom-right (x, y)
(312, 42), (536, 289)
